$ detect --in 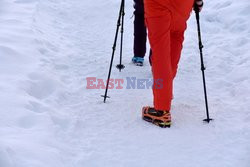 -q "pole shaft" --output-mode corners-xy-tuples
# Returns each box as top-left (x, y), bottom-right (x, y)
(103, 0), (124, 103)
(118, 0), (125, 72)
(195, 10), (211, 121)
